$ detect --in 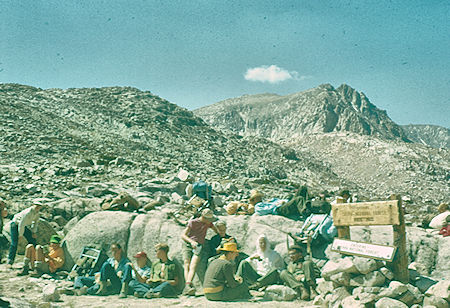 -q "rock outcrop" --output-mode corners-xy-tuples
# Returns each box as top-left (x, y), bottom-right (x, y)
(402, 124), (450, 149)
(195, 83), (410, 142)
